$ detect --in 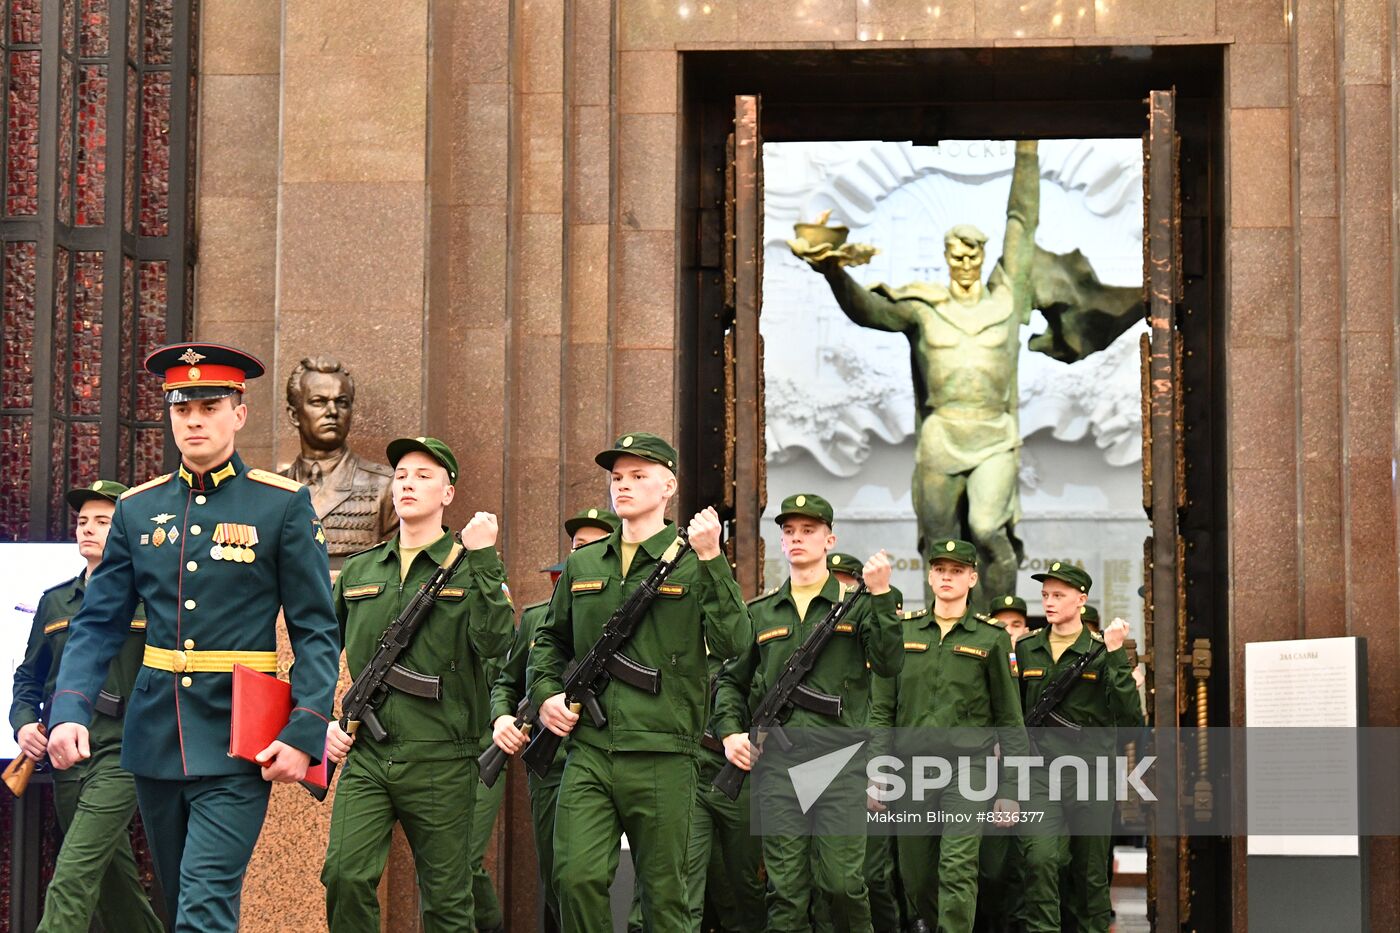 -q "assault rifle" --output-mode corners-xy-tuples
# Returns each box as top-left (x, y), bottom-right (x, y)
(1023, 641), (1106, 730)
(306, 538), (467, 799)
(711, 580), (868, 801)
(514, 530), (692, 779)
